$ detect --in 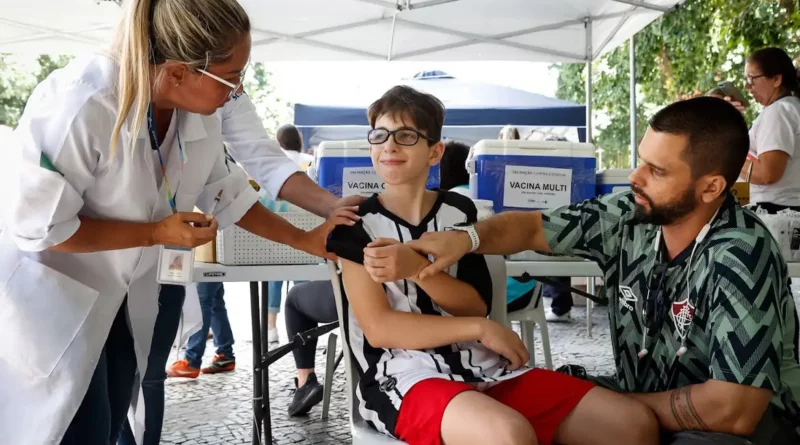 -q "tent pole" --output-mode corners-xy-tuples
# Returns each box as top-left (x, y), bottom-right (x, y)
(585, 17), (594, 158)
(388, 12), (398, 61)
(630, 35), (637, 169)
